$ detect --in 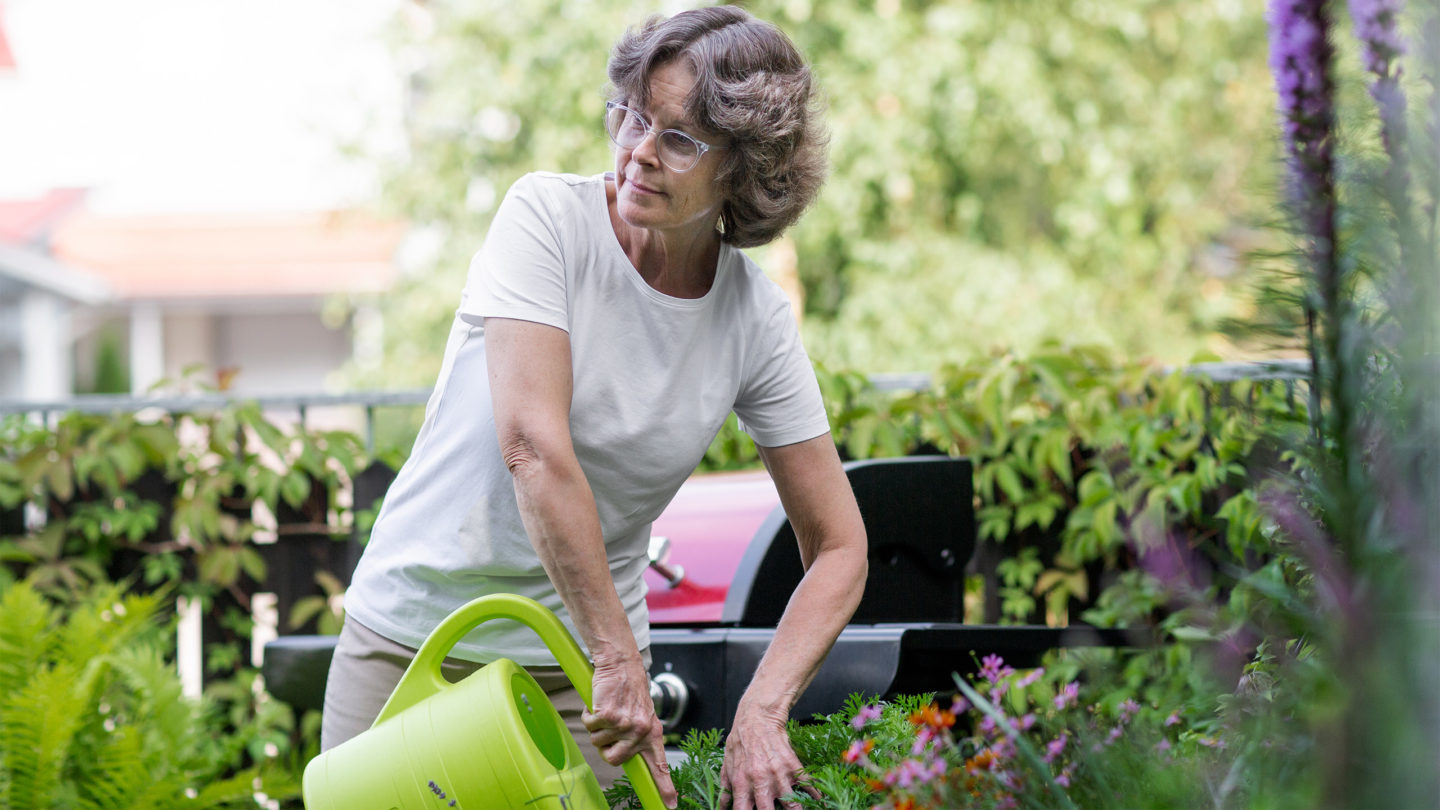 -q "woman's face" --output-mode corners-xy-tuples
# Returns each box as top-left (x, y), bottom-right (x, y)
(613, 60), (726, 239)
